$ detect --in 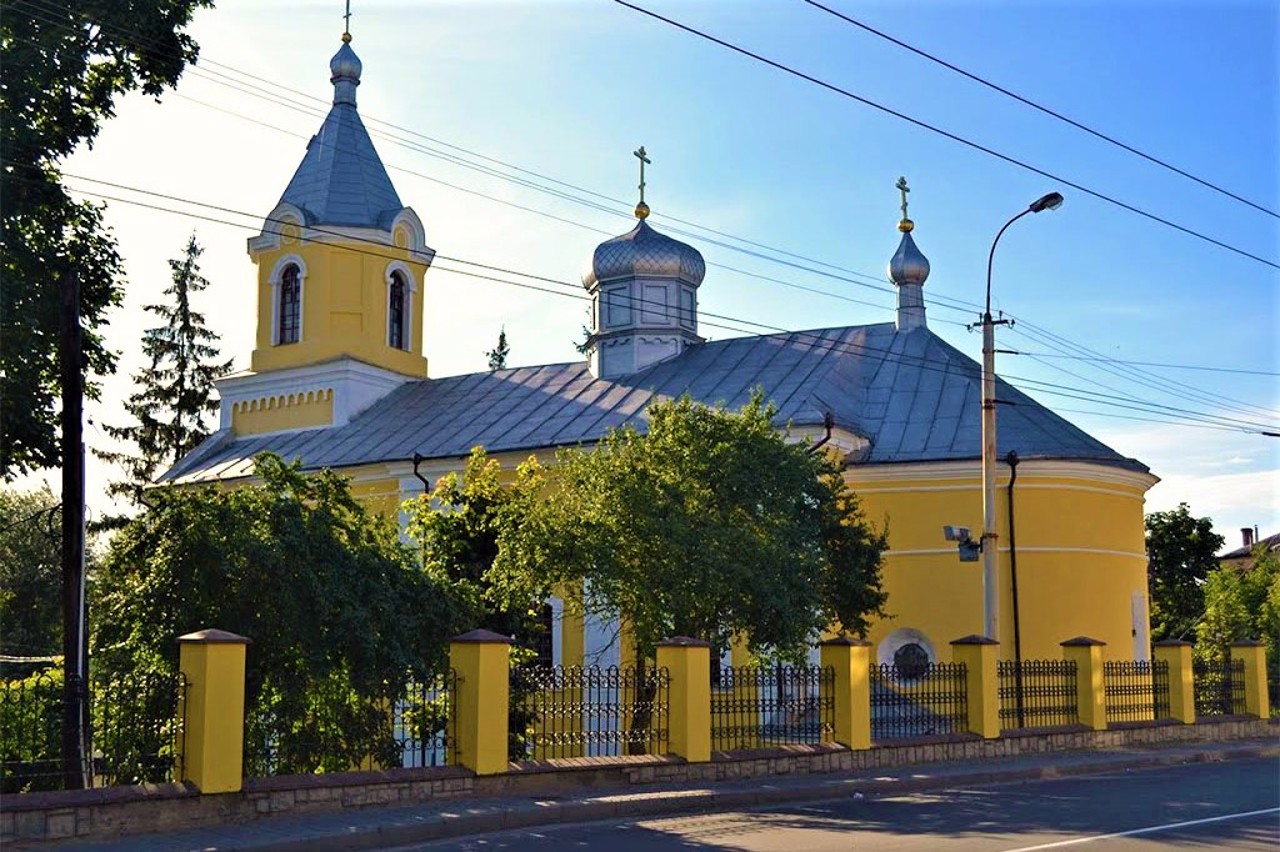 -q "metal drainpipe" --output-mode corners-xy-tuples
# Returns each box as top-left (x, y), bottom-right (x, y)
(412, 452), (430, 492)
(1006, 449), (1024, 729)
(807, 412), (836, 455)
